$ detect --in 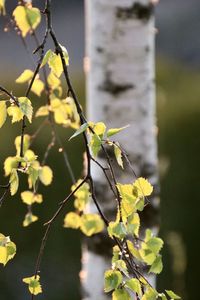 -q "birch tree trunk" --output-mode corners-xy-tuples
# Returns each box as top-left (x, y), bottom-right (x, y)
(82, 1), (159, 299)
